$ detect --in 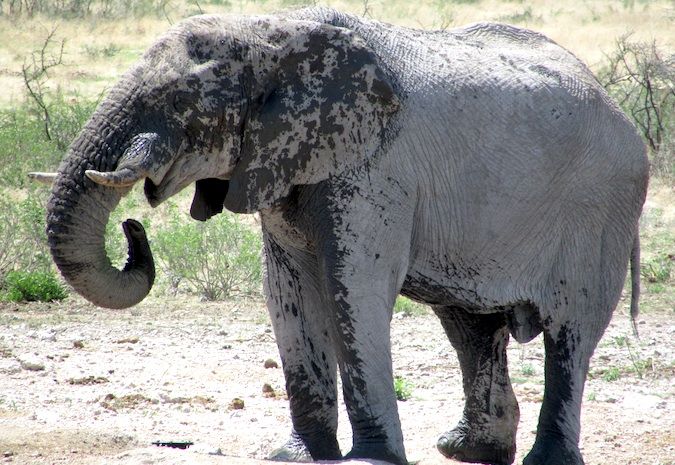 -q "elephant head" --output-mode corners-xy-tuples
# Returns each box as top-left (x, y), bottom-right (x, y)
(46, 14), (399, 309)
